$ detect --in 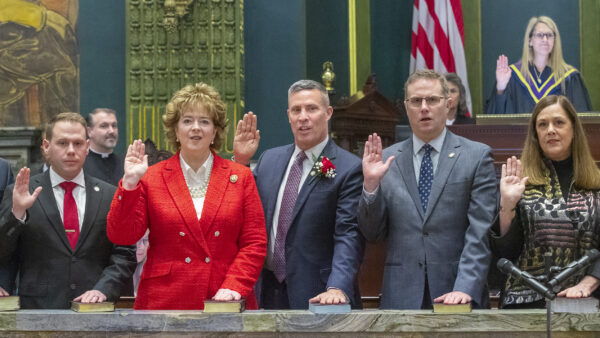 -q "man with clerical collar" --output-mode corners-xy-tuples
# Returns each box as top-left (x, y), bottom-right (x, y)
(359, 69), (497, 309)
(83, 108), (124, 186)
(0, 112), (136, 309)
